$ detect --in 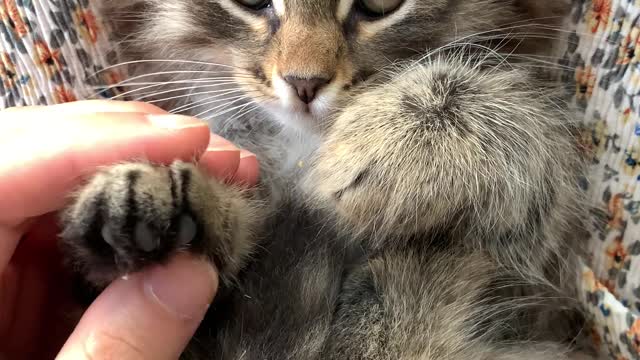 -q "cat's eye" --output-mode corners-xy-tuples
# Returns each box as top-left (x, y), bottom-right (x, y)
(357, 0), (404, 17)
(235, 0), (272, 11)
